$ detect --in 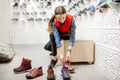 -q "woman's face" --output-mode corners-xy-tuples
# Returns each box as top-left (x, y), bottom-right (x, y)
(56, 14), (66, 24)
